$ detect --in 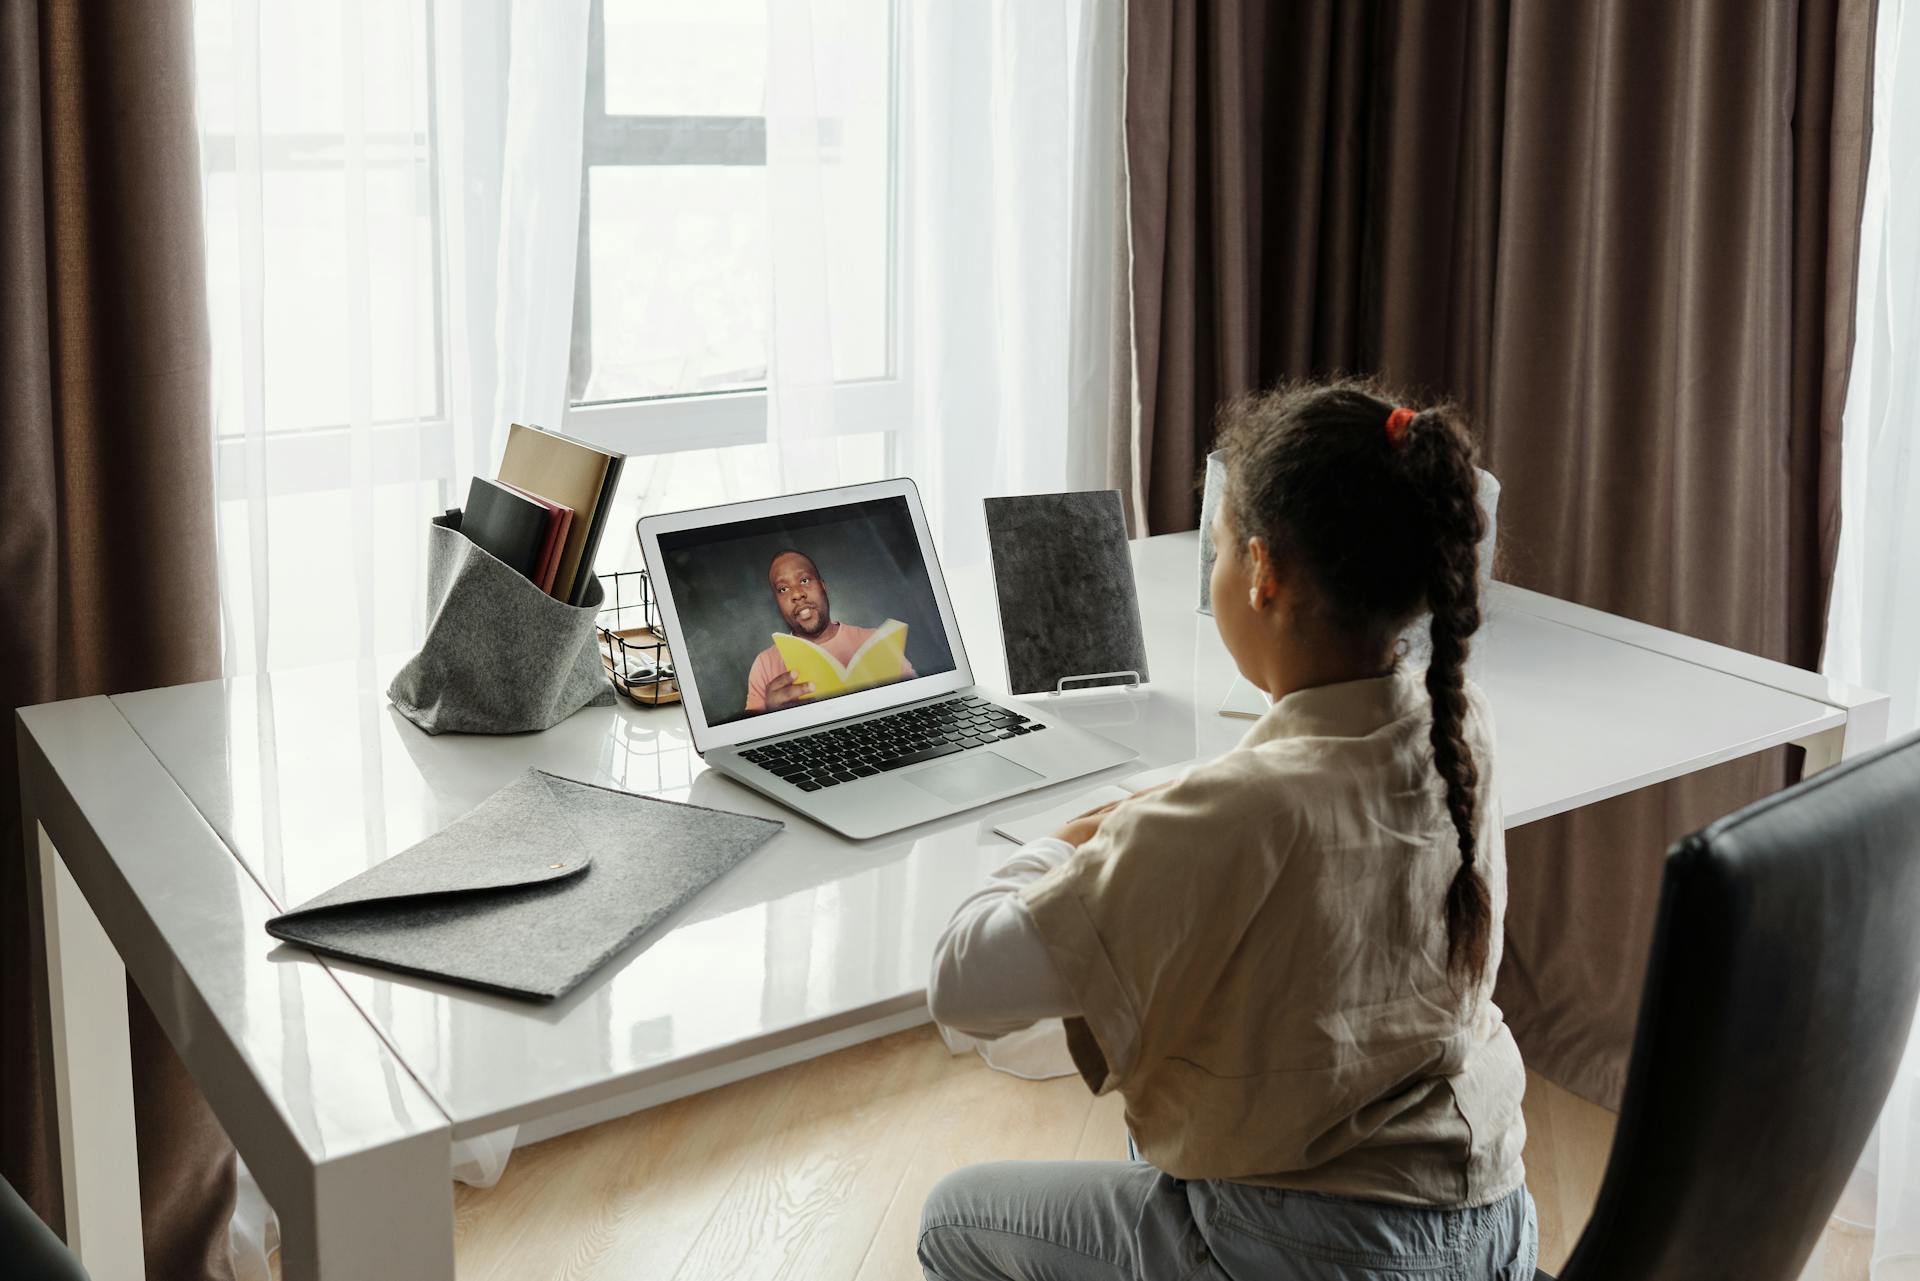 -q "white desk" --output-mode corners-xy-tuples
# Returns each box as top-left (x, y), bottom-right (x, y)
(16, 531), (1888, 1279)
